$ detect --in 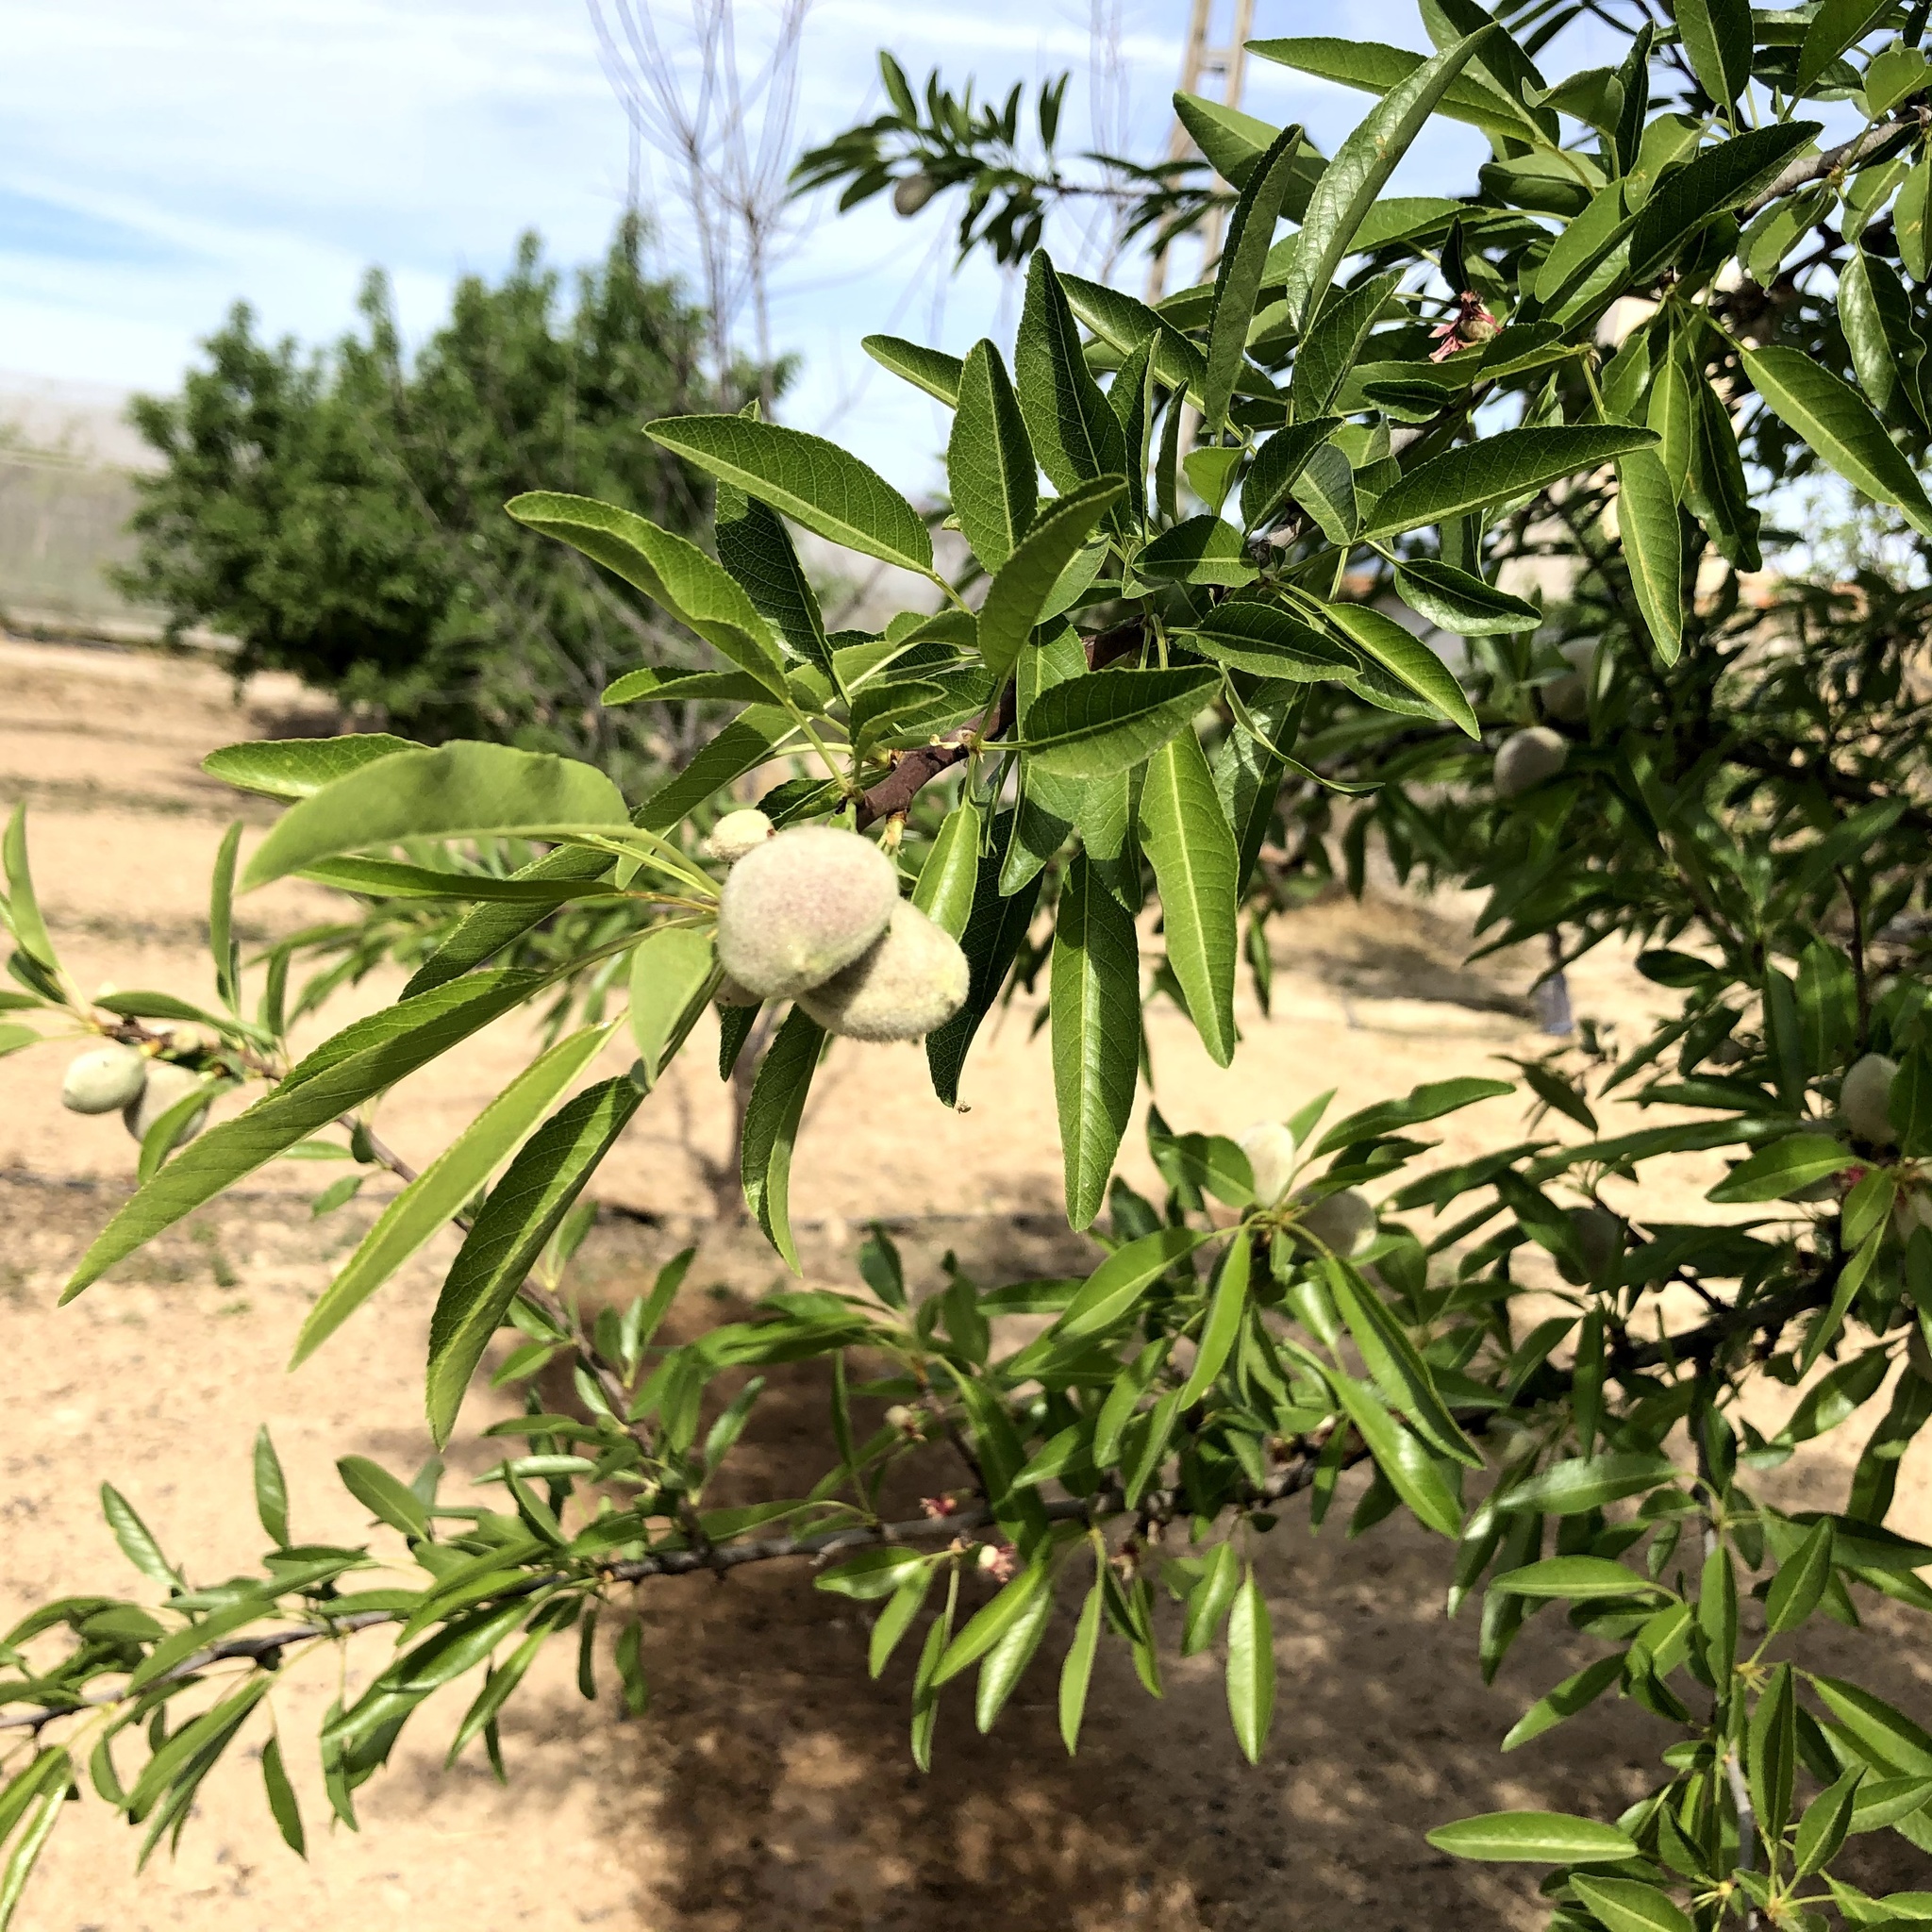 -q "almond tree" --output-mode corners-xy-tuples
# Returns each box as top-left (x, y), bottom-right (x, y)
(6, 5), (1932, 1924)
